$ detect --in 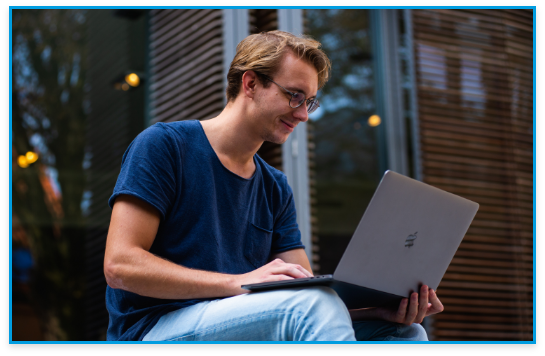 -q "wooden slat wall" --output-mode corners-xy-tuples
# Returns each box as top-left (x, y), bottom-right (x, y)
(412, 9), (533, 341)
(148, 9), (224, 123)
